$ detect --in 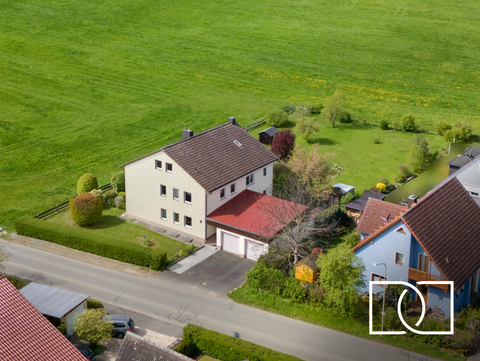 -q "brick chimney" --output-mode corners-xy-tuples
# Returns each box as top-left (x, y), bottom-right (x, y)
(182, 126), (193, 140)
(407, 195), (418, 208)
(228, 117), (237, 125)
